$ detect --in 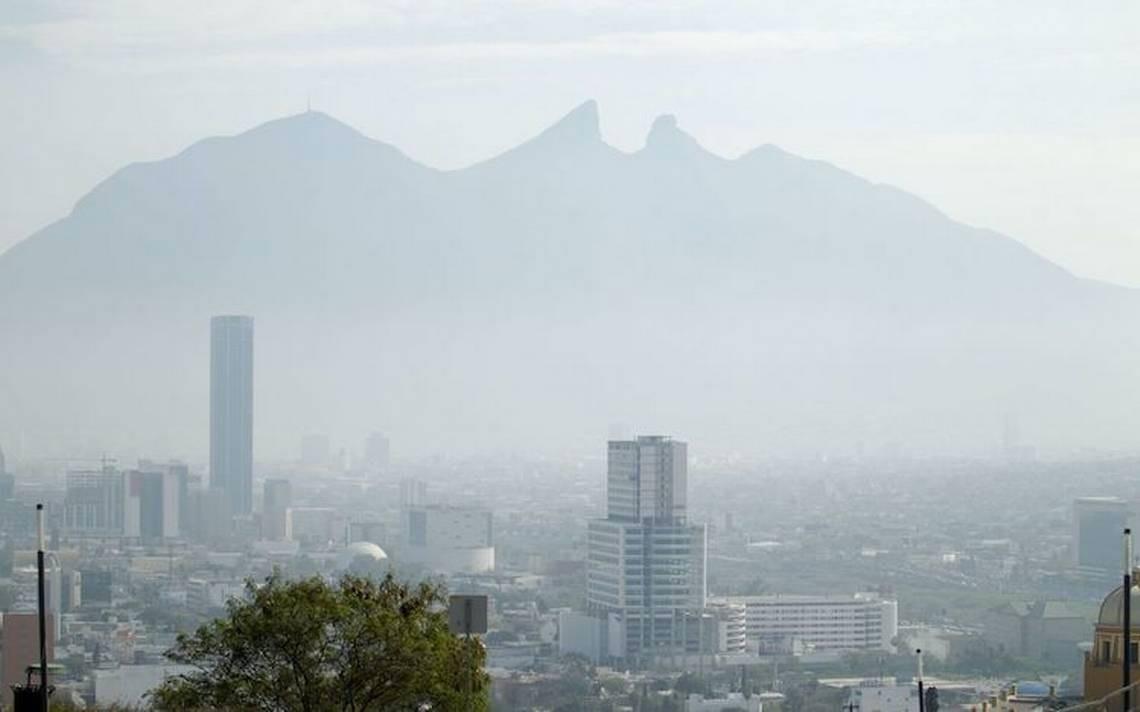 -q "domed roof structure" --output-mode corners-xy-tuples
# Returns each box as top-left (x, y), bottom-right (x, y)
(1097, 579), (1140, 627)
(336, 541), (388, 572)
